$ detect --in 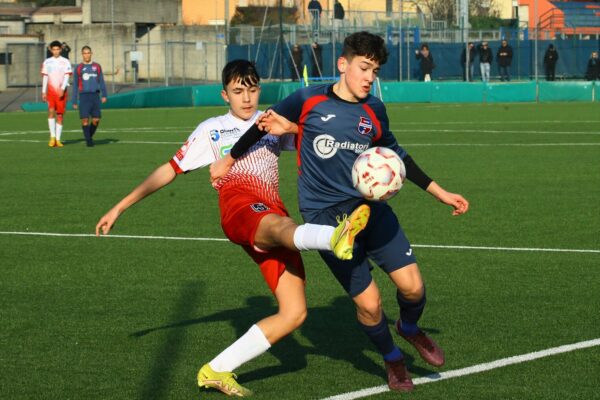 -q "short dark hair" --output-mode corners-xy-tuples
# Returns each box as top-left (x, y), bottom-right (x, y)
(222, 59), (260, 89)
(81, 45), (92, 52)
(49, 40), (62, 49)
(341, 31), (388, 65)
